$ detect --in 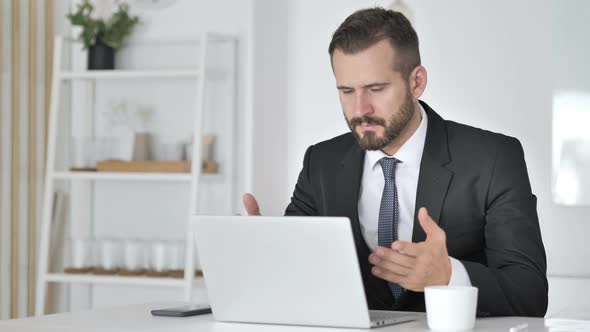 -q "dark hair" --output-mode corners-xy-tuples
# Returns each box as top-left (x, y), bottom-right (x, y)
(328, 7), (421, 80)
